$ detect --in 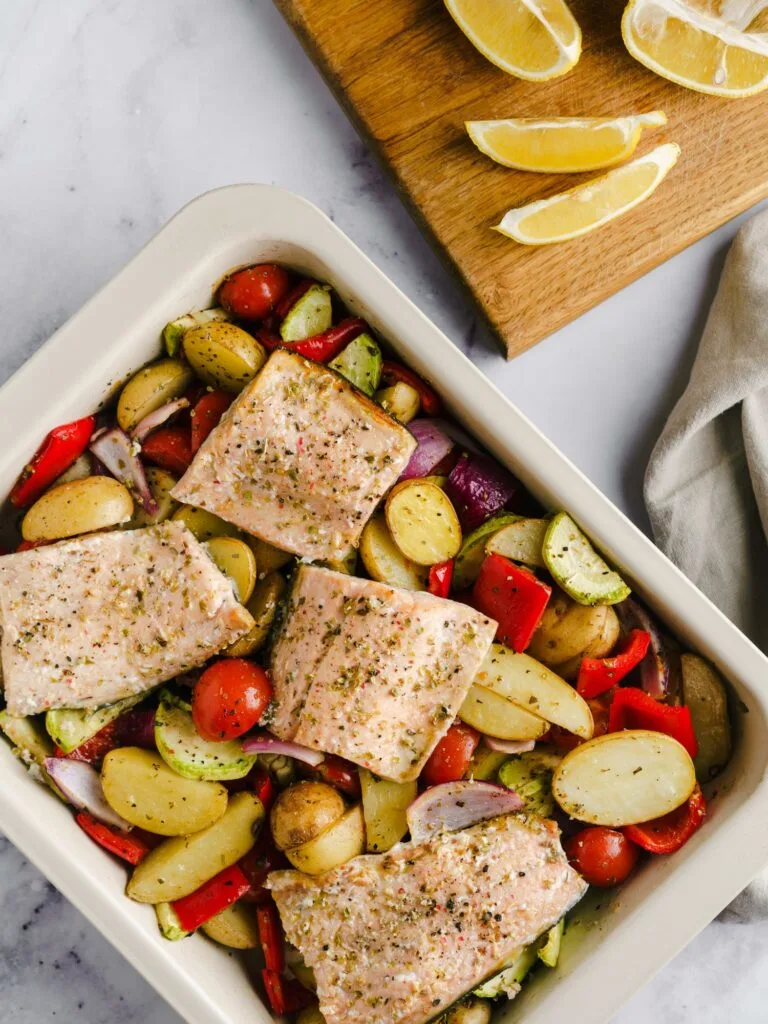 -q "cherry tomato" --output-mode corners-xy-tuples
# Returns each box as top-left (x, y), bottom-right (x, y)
(564, 827), (640, 887)
(192, 659), (273, 741)
(141, 426), (193, 476)
(307, 754), (361, 797)
(190, 389), (231, 454)
(623, 786), (707, 855)
(218, 264), (291, 321)
(421, 722), (479, 786)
